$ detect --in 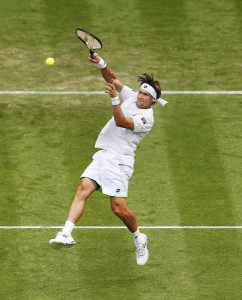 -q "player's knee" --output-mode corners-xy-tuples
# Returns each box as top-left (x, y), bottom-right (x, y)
(76, 184), (89, 200)
(111, 203), (125, 218)
(75, 178), (96, 200)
